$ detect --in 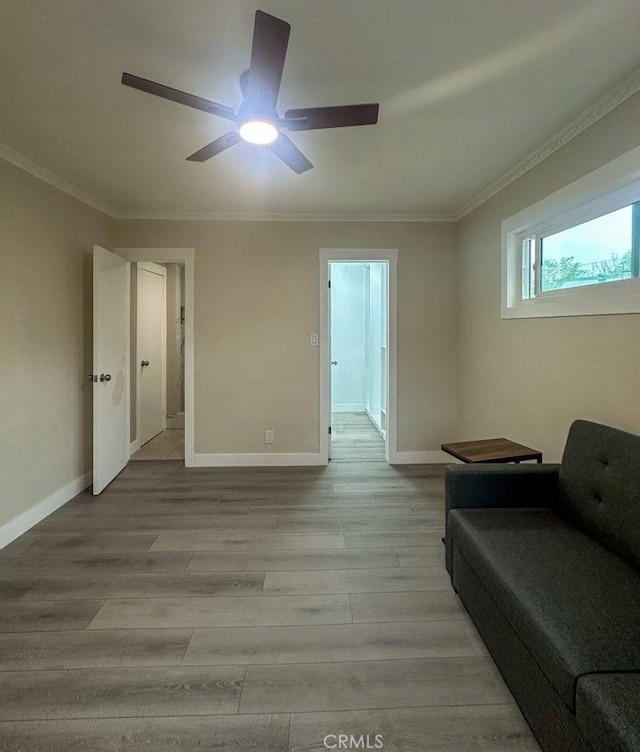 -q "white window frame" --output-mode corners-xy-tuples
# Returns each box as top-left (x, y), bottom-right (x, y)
(501, 144), (640, 319)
